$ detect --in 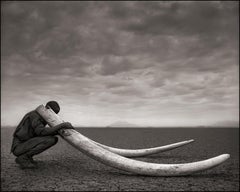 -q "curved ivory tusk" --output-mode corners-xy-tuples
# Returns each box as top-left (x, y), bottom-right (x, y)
(90, 139), (195, 157)
(36, 105), (230, 176)
(60, 129), (229, 176)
